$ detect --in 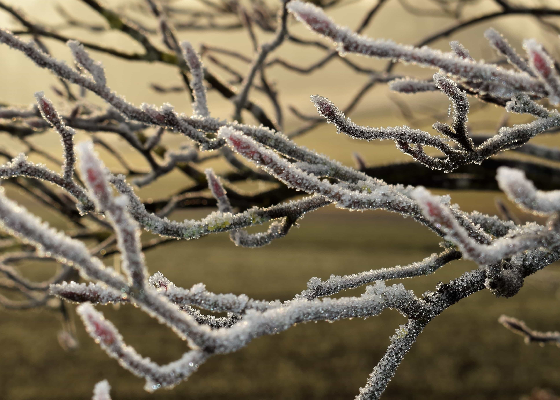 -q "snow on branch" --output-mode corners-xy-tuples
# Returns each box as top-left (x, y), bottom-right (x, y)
(477, 113), (560, 159)
(316, 88), (556, 174)
(53, 273), (277, 315)
(310, 94), (464, 170)
(51, 281), (123, 304)
(308, 88), (560, 172)
(218, 126), (432, 224)
(358, 319), (426, 400)
(110, 173), (328, 240)
(0, 188), (124, 287)
(0, 29), (218, 149)
(149, 272), (277, 313)
(311, 94), (455, 154)
(0, 153), (92, 210)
